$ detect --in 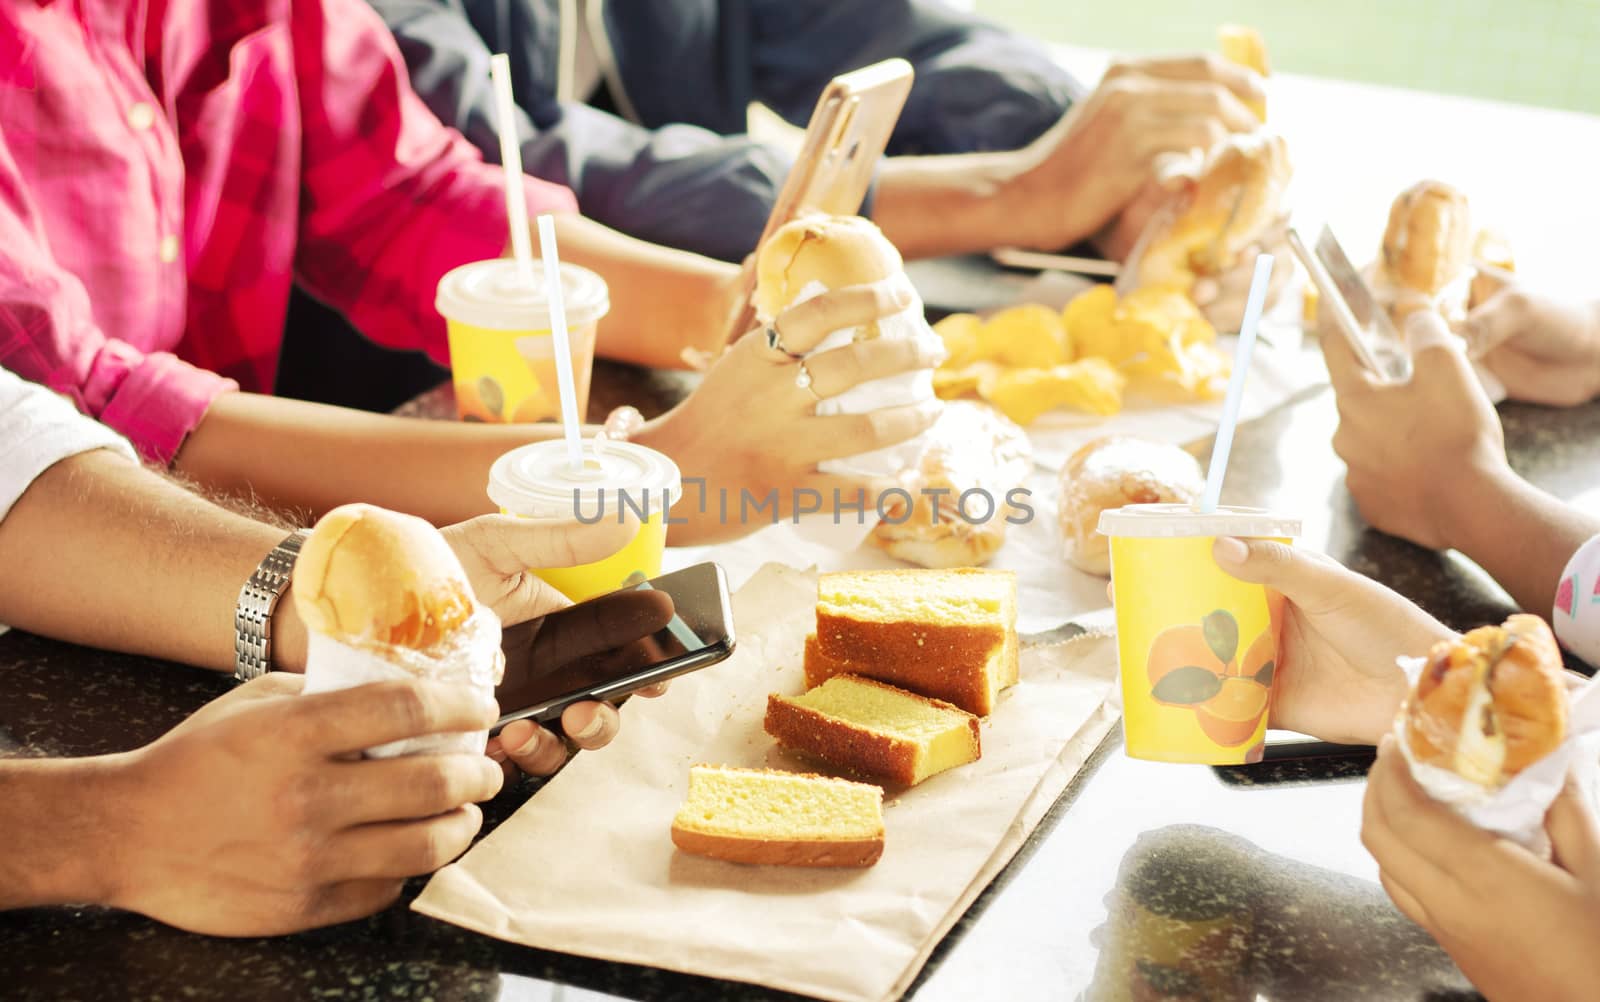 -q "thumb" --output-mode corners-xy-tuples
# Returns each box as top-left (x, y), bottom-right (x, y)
(1404, 311), (1493, 401)
(473, 512), (639, 570)
(1459, 279), (1521, 358)
(1213, 537), (1341, 608)
(1548, 771), (1600, 886)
